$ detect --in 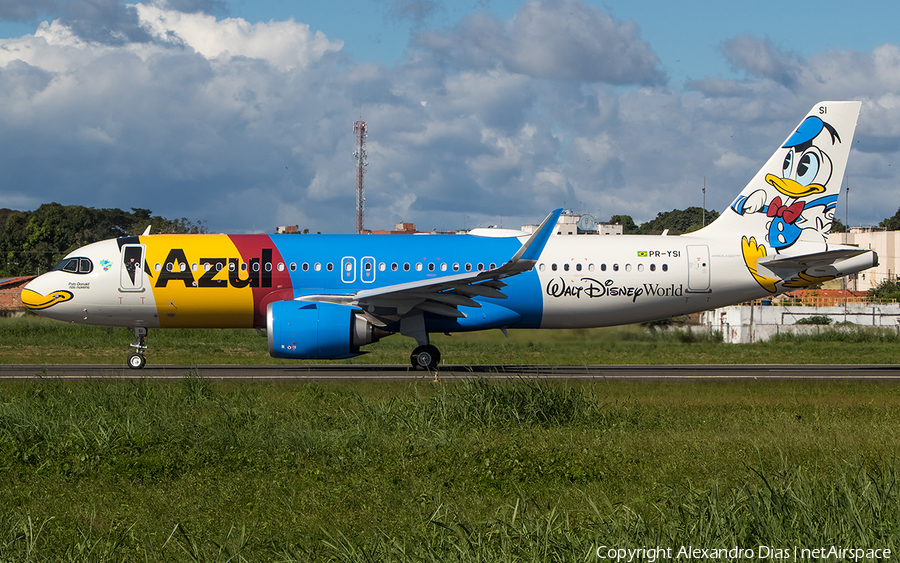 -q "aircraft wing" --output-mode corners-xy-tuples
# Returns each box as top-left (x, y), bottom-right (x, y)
(298, 208), (563, 321)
